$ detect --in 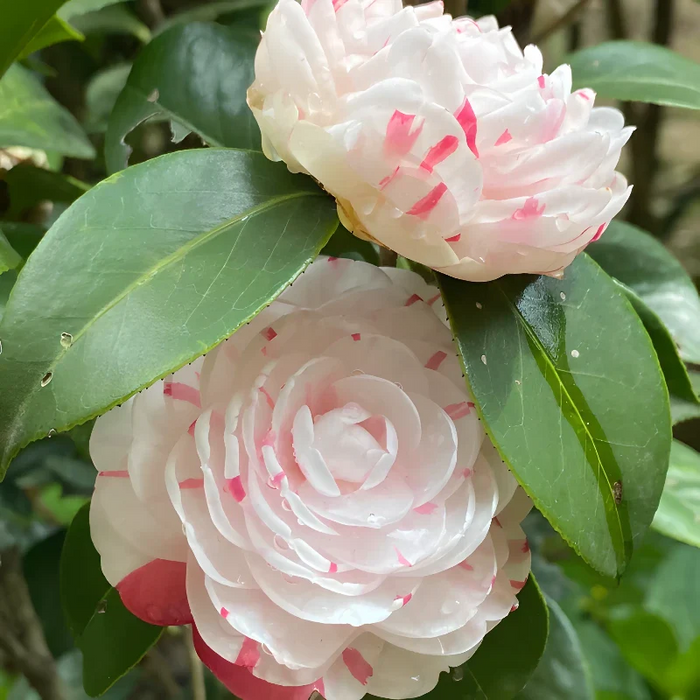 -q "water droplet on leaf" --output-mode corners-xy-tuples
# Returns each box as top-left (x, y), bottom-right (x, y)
(41, 372), (53, 387)
(60, 332), (73, 348)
